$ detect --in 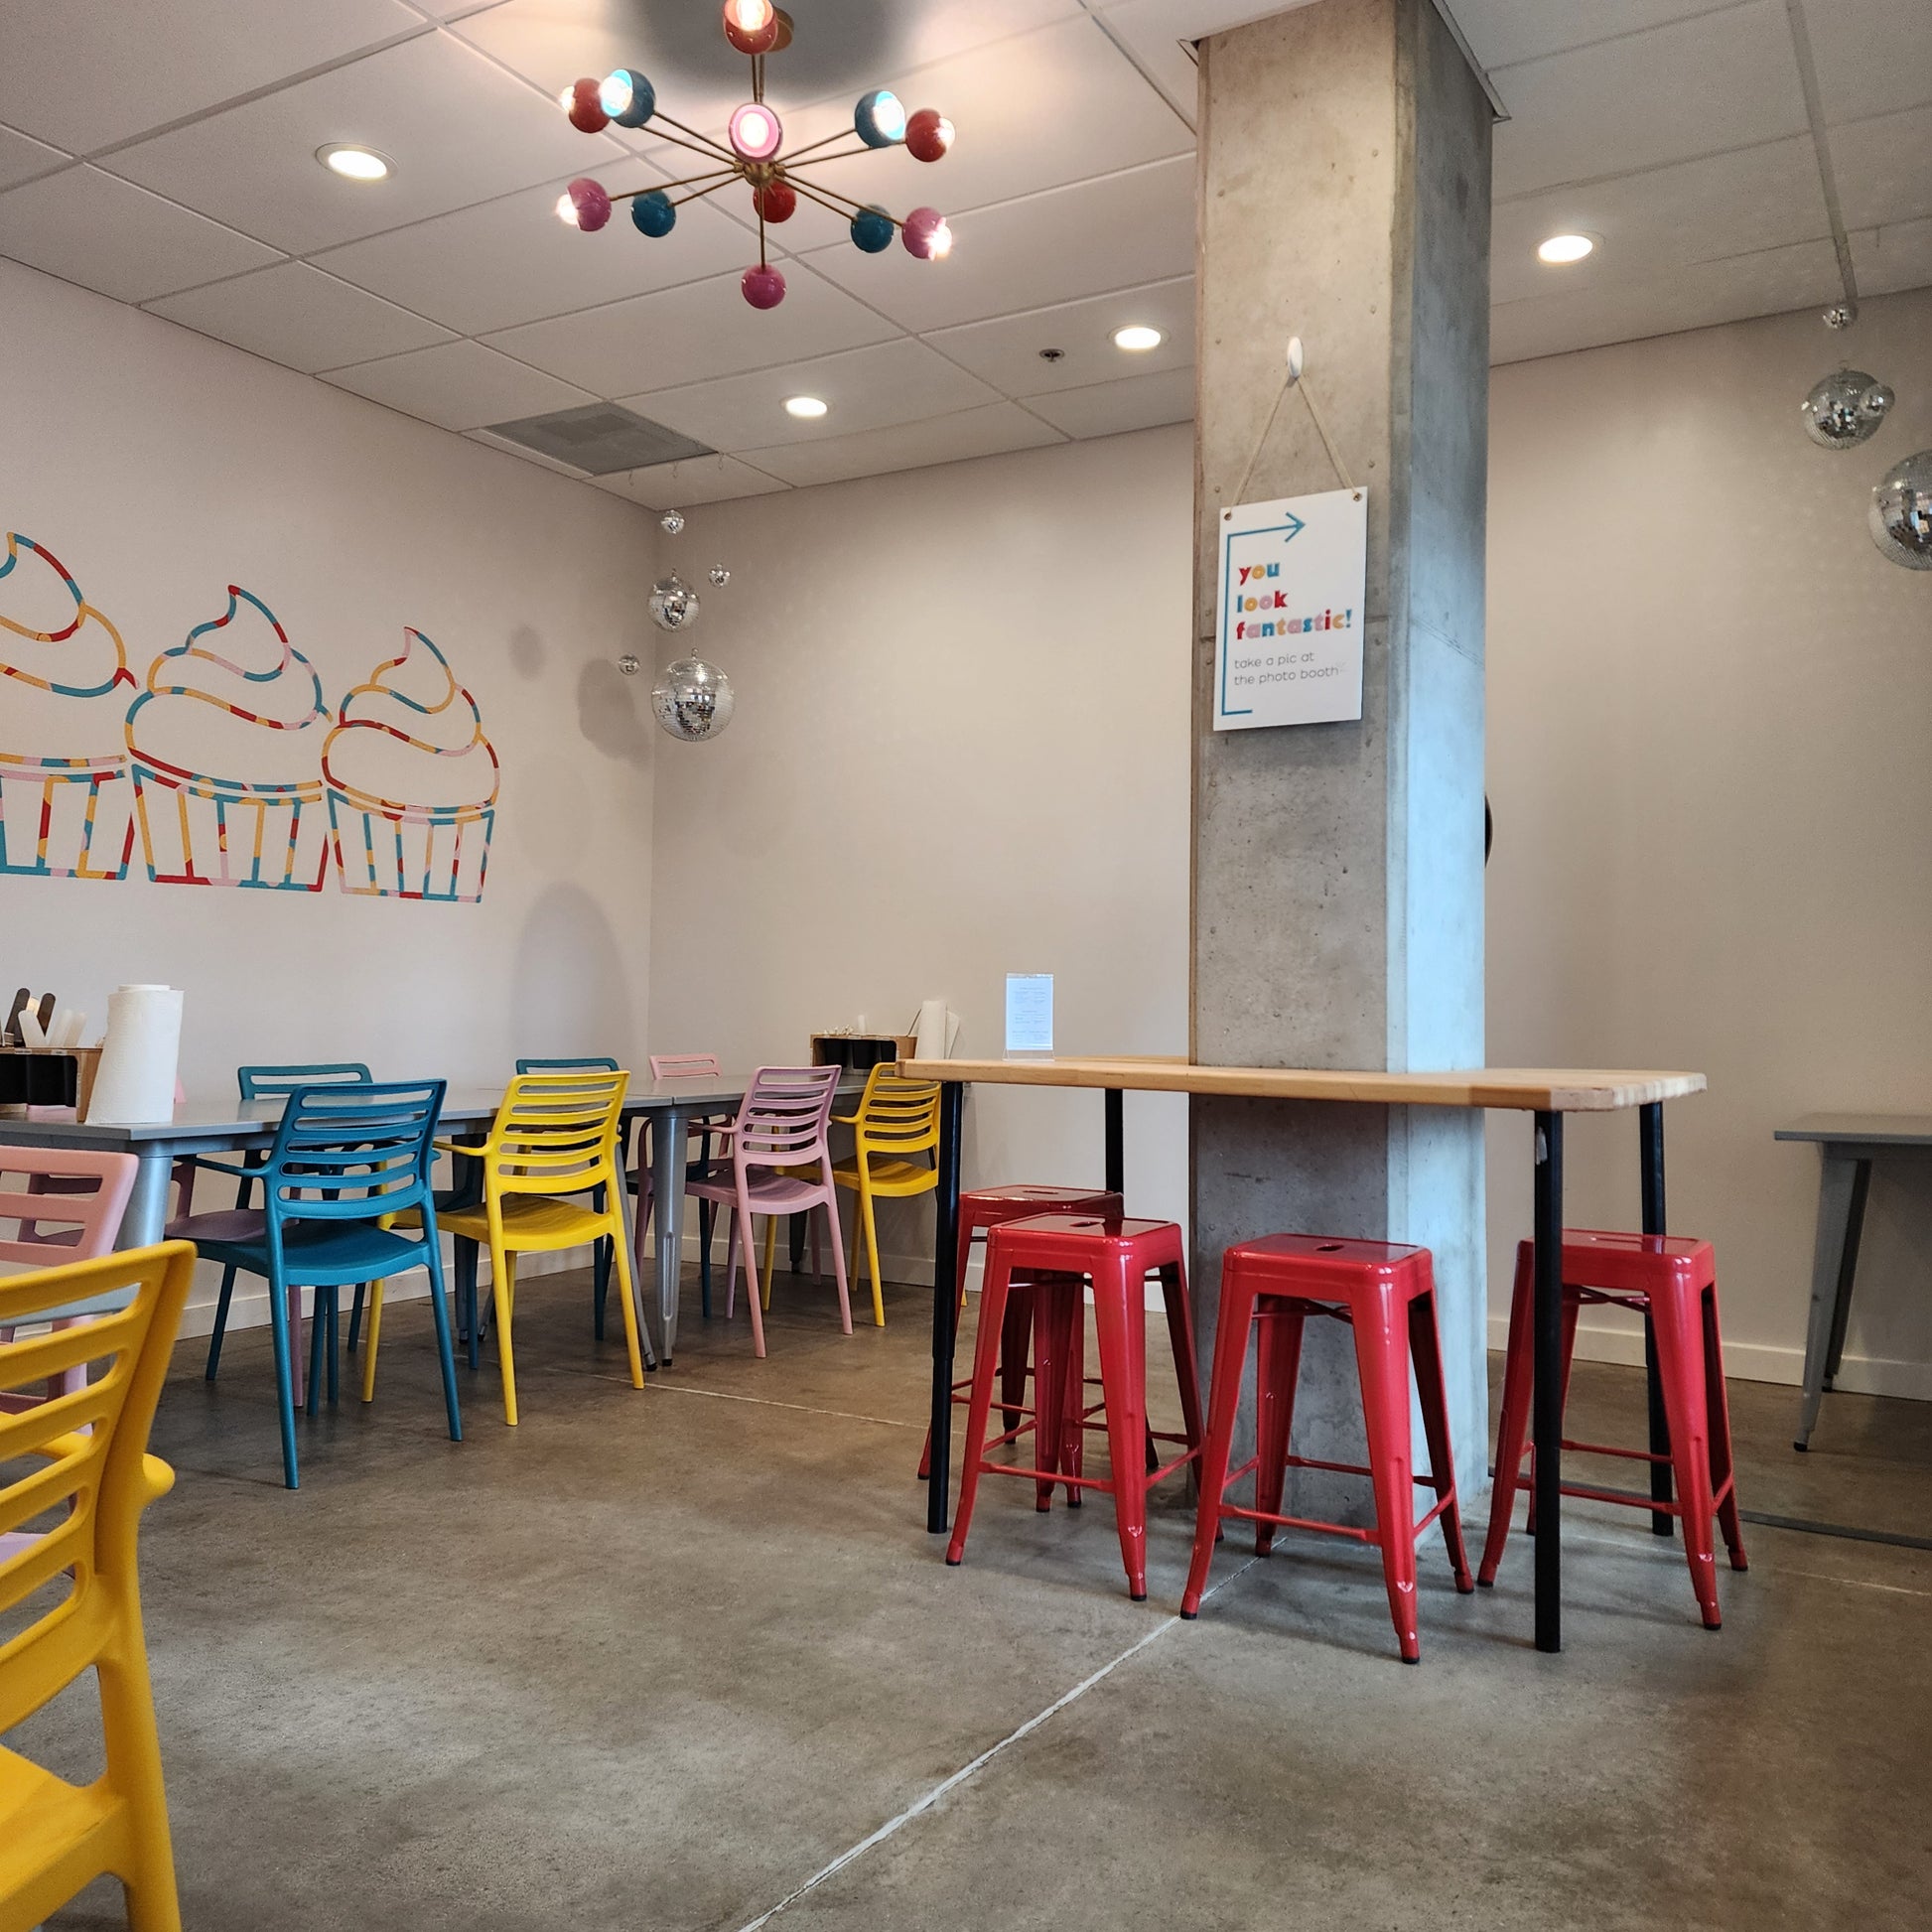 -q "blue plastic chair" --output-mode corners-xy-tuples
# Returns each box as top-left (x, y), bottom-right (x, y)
(174, 1081), (462, 1489)
(515, 1057), (627, 1339)
(199, 1064), (374, 1380)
